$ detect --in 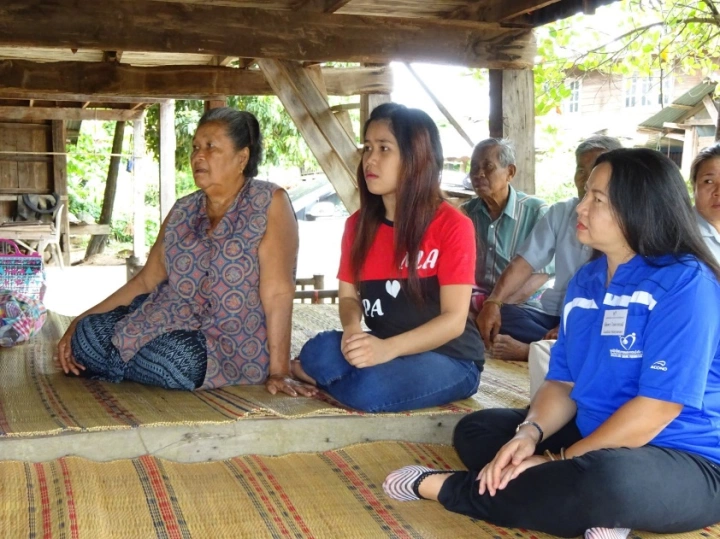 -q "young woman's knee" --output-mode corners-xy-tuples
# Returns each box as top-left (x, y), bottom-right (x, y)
(298, 330), (344, 377)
